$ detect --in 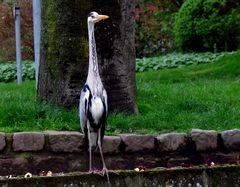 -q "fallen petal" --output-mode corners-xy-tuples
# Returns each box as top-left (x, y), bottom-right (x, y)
(134, 168), (140, 172)
(24, 173), (32, 178)
(47, 171), (52, 176)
